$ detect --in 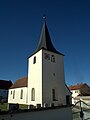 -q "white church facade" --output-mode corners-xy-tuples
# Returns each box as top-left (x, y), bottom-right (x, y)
(8, 18), (71, 107)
